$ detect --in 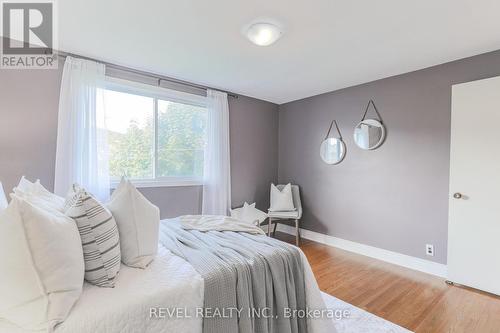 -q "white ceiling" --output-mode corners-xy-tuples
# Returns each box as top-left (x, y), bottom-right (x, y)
(59, 0), (500, 104)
